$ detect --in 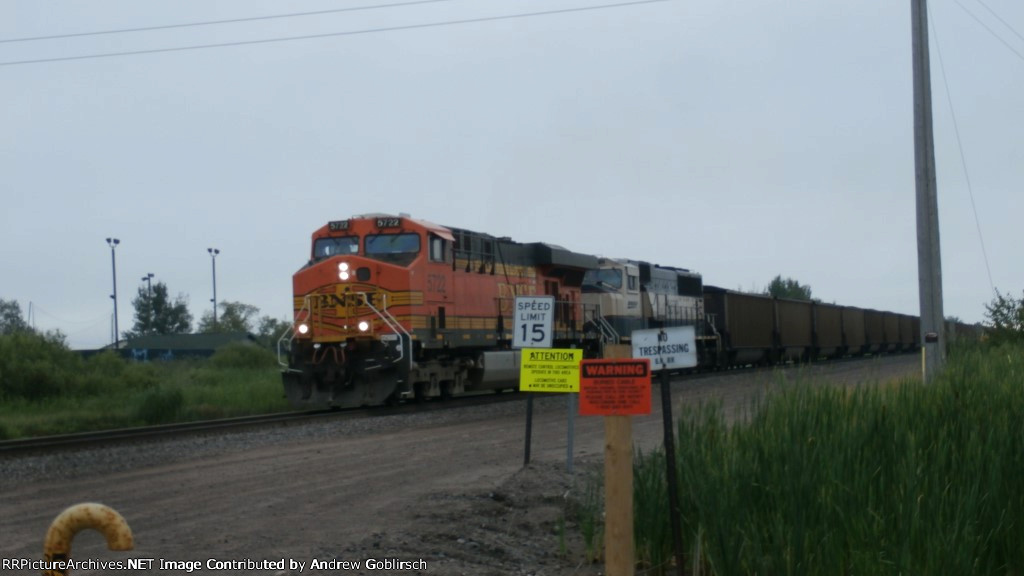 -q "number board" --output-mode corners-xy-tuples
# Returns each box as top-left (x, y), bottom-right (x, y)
(512, 295), (555, 349)
(375, 217), (401, 228)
